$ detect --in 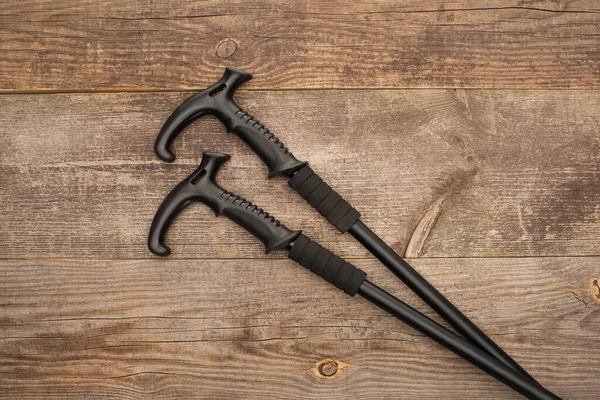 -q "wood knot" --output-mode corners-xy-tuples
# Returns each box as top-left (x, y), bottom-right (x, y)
(318, 360), (338, 377)
(310, 358), (353, 379)
(216, 39), (237, 58)
(591, 279), (600, 304)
